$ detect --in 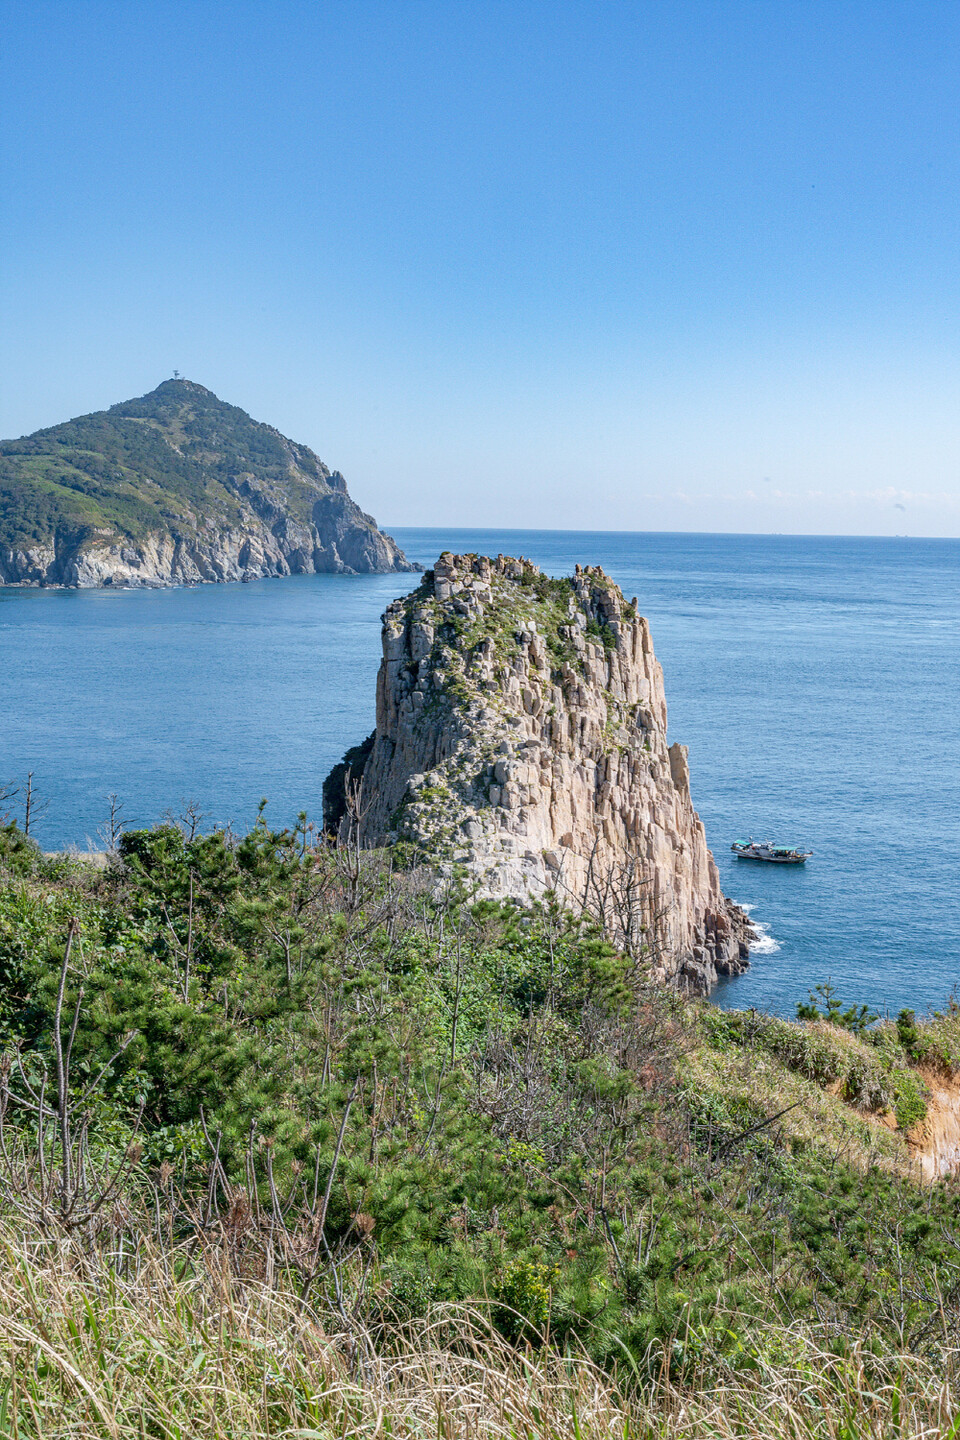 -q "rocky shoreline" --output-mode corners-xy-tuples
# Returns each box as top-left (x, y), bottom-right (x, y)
(0, 500), (415, 588)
